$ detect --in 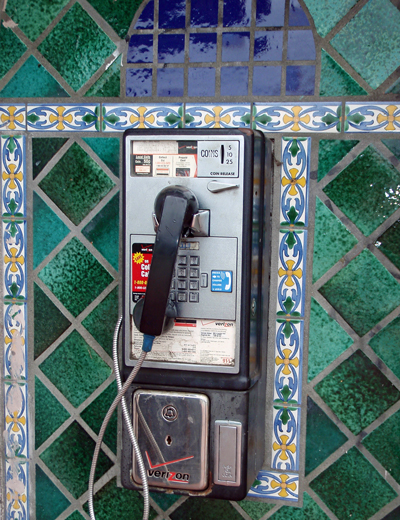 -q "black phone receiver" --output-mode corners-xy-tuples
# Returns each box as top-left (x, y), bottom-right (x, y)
(133, 185), (199, 336)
